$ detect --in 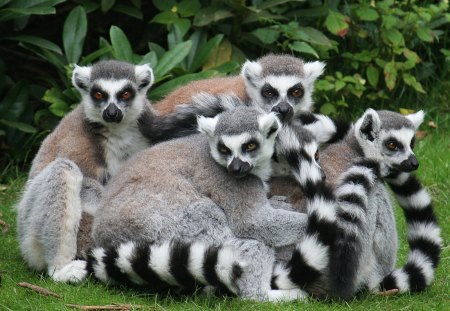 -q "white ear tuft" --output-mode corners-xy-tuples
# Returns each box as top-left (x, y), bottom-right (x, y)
(304, 61), (326, 82)
(135, 63), (154, 91)
(258, 112), (281, 138)
(356, 108), (381, 142)
(241, 60), (263, 83)
(197, 115), (219, 137)
(405, 110), (425, 129)
(72, 65), (92, 91)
